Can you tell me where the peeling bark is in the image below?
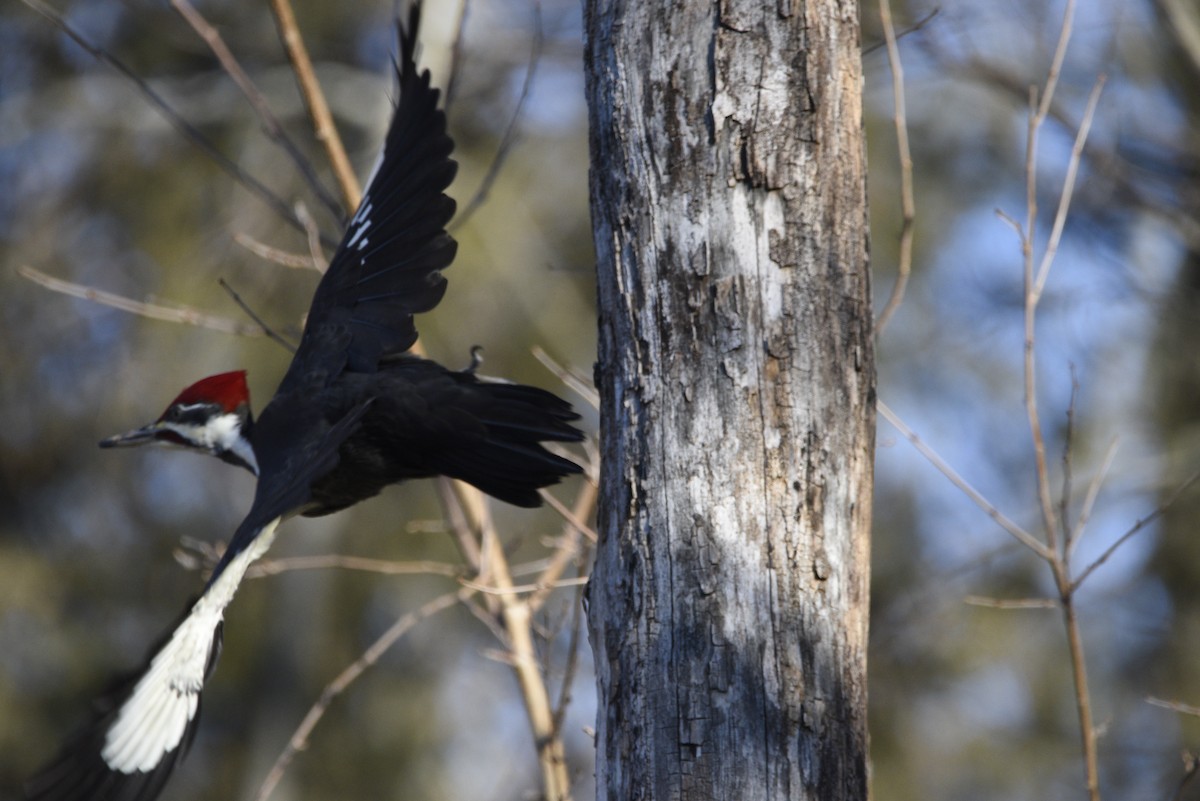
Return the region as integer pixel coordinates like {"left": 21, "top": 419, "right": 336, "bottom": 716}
{"left": 584, "top": 2, "right": 873, "bottom": 800}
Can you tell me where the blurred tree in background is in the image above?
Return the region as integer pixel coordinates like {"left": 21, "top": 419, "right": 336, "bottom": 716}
{"left": 3, "top": 0, "right": 1200, "bottom": 799}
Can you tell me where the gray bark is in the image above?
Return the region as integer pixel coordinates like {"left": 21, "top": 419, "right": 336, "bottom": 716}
{"left": 583, "top": 2, "right": 873, "bottom": 800}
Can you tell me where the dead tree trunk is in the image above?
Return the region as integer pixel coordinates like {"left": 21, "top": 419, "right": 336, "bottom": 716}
{"left": 583, "top": 2, "right": 873, "bottom": 800}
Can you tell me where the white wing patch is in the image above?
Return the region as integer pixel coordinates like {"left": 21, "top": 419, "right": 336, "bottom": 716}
{"left": 101, "top": 518, "right": 281, "bottom": 774}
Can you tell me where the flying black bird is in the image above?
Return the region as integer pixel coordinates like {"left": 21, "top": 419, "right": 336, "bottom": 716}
{"left": 26, "top": 6, "right": 582, "bottom": 799}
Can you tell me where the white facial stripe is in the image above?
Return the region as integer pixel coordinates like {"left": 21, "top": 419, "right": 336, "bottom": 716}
{"left": 101, "top": 518, "right": 282, "bottom": 774}
{"left": 164, "top": 414, "right": 259, "bottom": 475}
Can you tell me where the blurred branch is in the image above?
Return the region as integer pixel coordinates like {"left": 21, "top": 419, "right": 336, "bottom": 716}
{"left": 927, "top": 46, "right": 1200, "bottom": 253}
{"left": 253, "top": 588, "right": 472, "bottom": 801}
{"left": 1033, "top": 75, "right": 1106, "bottom": 298}
{"left": 443, "top": 0, "right": 472, "bottom": 110}
{"left": 460, "top": 575, "right": 589, "bottom": 595}
{"left": 1010, "top": 4, "right": 1104, "bottom": 795}
{"left": 218, "top": 278, "right": 298, "bottom": 354}
{"left": 874, "top": 0, "right": 916, "bottom": 335}
{"left": 1071, "top": 467, "right": 1200, "bottom": 592}
{"left": 294, "top": 201, "right": 329, "bottom": 271}
{"left": 169, "top": 0, "right": 344, "bottom": 223}
{"left": 453, "top": 484, "right": 574, "bottom": 801}
{"left": 876, "top": 399, "right": 1050, "bottom": 559}
{"left": 233, "top": 232, "right": 323, "bottom": 270}
{"left": 247, "top": 555, "right": 461, "bottom": 579}
{"left": 1068, "top": 437, "right": 1118, "bottom": 556}
{"left": 964, "top": 595, "right": 1057, "bottom": 610}
{"left": 551, "top": 571, "right": 588, "bottom": 737}
{"left": 862, "top": 7, "right": 940, "bottom": 57}
{"left": 1158, "top": 0, "right": 1200, "bottom": 79}
{"left": 451, "top": 2, "right": 544, "bottom": 232}
{"left": 533, "top": 346, "right": 600, "bottom": 411}
{"left": 1148, "top": 697, "right": 1200, "bottom": 717}
{"left": 1059, "top": 371, "right": 1078, "bottom": 549}
{"left": 18, "top": 265, "right": 263, "bottom": 337}
{"left": 266, "top": 0, "right": 361, "bottom": 211}
{"left": 18, "top": 0, "right": 333, "bottom": 247}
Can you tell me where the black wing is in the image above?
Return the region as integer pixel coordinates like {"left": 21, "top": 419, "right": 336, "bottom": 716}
{"left": 25, "top": 400, "right": 369, "bottom": 801}
{"left": 279, "top": 2, "right": 457, "bottom": 392}
{"left": 22, "top": 518, "right": 275, "bottom": 801}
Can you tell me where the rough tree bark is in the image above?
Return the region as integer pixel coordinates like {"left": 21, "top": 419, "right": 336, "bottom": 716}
{"left": 584, "top": 2, "right": 873, "bottom": 800}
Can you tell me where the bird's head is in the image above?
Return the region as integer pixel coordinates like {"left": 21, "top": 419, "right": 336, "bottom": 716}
{"left": 100, "top": 370, "right": 259, "bottom": 475}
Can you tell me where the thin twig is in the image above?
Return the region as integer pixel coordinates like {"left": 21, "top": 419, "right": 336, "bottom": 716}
{"left": 1068, "top": 437, "right": 1119, "bottom": 556}
{"left": 453, "top": 486, "right": 573, "bottom": 801}
{"left": 862, "top": 7, "right": 941, "bottom": 57}
{"left": 450, "top": 1, "right": 544, "bottom": 231}
{"left": 1148, "top": 697, "right": 1200, "bottom": 717}
{"left": 253, "top": 588, "right": 471, "bottom": 801}
{"left": 1015, "top": 7, "right": 1097, "bottom": 796}
{"left": 1071, "top": 468, "right": 1200, "bottom": 592}
{"left": 550, "top": 549, "right": 590, "bottom": 737}
{"left": 964, "top": 595, "right": 1057, "bottom": 610}
{"left": 233, "top": 232, "right": 323, "bottom": 270}
{"left": 266, "top": 0, "right": 361, "bottom": 211}
{"left": 877, "top": 399, "right": 1050, "bottom": 559}
{"left": 19, "top": 265, "right": 263, "bottom": 336}
{"left": 19, "top": 0, "right": 330, "bottom": 245}
{"left": 294, "top": 201, "right": 328, "bottom": 272}
{"left": 443, "top": 0, "right": 472, "bottom": 111}
{"left": 532, "top": 346, "right": 600, "bottom": 411}
{"left": 1060, "top": 368, "right": 1078, "bottom": 550}
{"left": 459, "top": 575, "right": 589, "bottom": 595}
{"left": 874, "top": 0, "right": 916, "bottom": 335}
{"left": 246, "top": 555, "right": 461, "bottom": 579}
{"left": 1033, "top": 74, "right": 1107, "bottom": 298}
{"left": 169, "top": 0, "right": 344, "bottom": 222}
{"left": 538, "top": 487, "right": 599, "bottom": 544}
{"left": 218, "top": 278, "right": 298, "bottom": 353}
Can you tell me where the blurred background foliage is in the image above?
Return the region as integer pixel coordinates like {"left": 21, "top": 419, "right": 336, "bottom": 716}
{"left": 2, "top": 0, "right": 1199, "bottom": 800}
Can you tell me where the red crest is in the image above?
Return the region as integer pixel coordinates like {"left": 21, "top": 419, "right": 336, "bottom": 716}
{"left": 164, "top": 371, "right": 250, "bottom": 415}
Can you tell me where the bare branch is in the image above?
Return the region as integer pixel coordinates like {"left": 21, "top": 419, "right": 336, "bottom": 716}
{"left": 874, "top": 0, "right": 916, "bottom": 335}
{"left": 532, "top": 346, "right": 600, "bottom": 411}
{"left": 1071, "top": 468, "right": 1200, "bottom": 592}
{"left": 19, "top": 0, "right": 328, "bottom": 244}
{"left": 538, "top": 487, "right": 598, "bottom": 544}
{"left": 19, "top": 265, "right": 263, "bottom": 337}
{"left": 964, "top": 595, "right": 1058, "bottom": 610}
{"left": 1148, "top": 697, "right": 1200, "bottom": 717}
{"left": 246, "top": 555, "right": 461, "bottom": 579}
{"left": 233, "top": 232, "right": 323, "bottom": 270}
{"left": 1033, "top": 74, "right": 1107, "bottom": 298}
{"left": 253, "top": 588, "right": 471, "bottom": 801}
{"left": 1068, "top": 437, "right": 1118, "bottom": 556}
{"left": 294, "top": 201, "right": 328, "bottom": 272}
{"left": 218, "top": 278, "right": 298, "bottom": 354}
{"left": 877, "top": 399, "right": 1051, "bottom": 559}
{"left": 266, "top": 0, "right": 361, "bottom": 211}
{"left": 459, "top": 575, "right": 589, "bottom": 595}
{"left": 862, "top": 7, "right": 940, "bottom": 57}
{"left": 169, "top": 0, "right": 344, "bottom": 223}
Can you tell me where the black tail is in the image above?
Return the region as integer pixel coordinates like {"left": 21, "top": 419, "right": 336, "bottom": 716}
{"left": 437, "top": 381, "right": 584, "bottom": 507}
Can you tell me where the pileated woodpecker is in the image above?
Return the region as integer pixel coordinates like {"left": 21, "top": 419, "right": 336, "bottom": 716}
{"left": 26, "top": 6, "right": 581, "bottom": 800}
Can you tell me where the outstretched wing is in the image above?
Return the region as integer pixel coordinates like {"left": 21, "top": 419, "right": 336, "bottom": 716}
{"left": 24, "top": 518, "right": 282, "bottom": 801}
{"left": 26, "top": 400, "right": 371, "bottom": 801}
{"left": 279, "top": 2, "right": 457, "bottom": 393}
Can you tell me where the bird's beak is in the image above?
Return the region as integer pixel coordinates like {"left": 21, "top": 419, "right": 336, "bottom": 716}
{"left": 99, "top": 422, "right": 165, "bottom": 449}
